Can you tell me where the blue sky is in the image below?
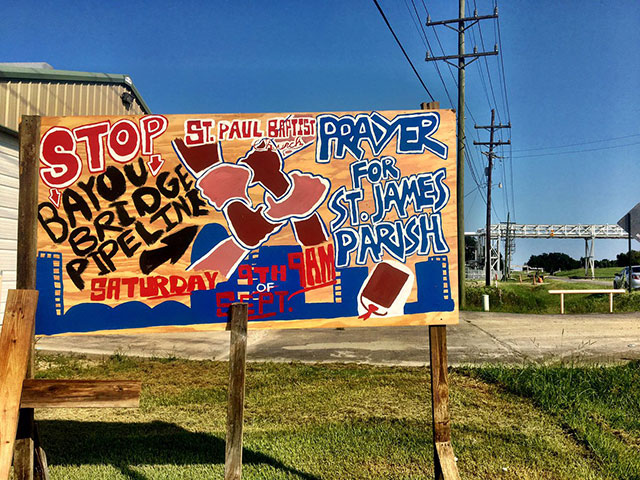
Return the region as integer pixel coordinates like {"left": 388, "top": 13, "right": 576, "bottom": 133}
{"left": 3, "top": 0, "right": 639, "bottom": 265}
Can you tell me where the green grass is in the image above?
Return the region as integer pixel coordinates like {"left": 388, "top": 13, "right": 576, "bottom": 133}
{"left": 554, "top": 267, "right": 622, "bottom": 280}
{"left": 465, "top": 278, "right": 640, "bottom": 314}
{"left": 24, "top": 353, "right": 616, "bottom": 479}
{"left": 463, "top": 361, "right": 640, "bottom": 480}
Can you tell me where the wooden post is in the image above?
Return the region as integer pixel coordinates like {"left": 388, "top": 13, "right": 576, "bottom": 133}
{"left": 225, "top": 303, "right": 248, "bottom": 480}
{"left": 0, "top": 290, "right": 39, "bottom": 480}
{"left": 15, "top": 116, "right": 40, "bottom": 480}
{"left": 429, "top": 326, "right": 460, "bottom": 480}
{"left": 421, "top": 101, "right": 440, "bottom": 110}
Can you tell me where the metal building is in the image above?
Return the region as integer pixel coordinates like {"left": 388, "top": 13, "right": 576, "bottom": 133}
{"left": 0, "top": 62, "right": 150, "bottom": 314}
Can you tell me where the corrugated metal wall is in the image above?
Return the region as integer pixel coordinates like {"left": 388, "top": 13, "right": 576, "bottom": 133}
{"left": 0, "top": 80, "right": 146, "bottom": 132}
{"left": 0, "top": 132, "right": 19, "bottom": 317}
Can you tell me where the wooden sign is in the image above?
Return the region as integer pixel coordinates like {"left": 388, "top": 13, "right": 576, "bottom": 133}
{"left": 35, "top": 110, "right": 458, "bottom": 334}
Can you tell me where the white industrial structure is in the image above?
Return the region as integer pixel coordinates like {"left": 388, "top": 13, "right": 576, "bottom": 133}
{"left": 468, "top": 224, "right": 629, "bottom": 280}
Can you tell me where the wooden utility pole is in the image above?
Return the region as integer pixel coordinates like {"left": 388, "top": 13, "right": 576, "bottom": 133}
{"left": 485, "top": 110, "right": 495, "bottom": 287}
{"left": 456, "top": 0, "right": 466, "bottom": 308}
{"left": 426, "top": 2, "right": 499, "bottom": 306}
{"left": 474, "top": 110, "right": 510, "bottom": 286}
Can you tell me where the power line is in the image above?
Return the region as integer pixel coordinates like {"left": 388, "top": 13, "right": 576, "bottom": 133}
{"left": 512, "top": 141, "right": 640, "bottom": 158}
{"left": 418, "top": 0, "right": 490, "bottom": 228}
{"left": 371, "top": 0, "right": 434, "bottom": 101}
{"left": 404, "top": 0, "right": 428, "bottom": 46}
{"left": 465, "top": 185, "right": 482, "bottom": 198}
{"left": 475, "top": 0, "right": 513, "bottom": 219}
{"left": 467, "top": 0, "right": 511, "bottom": 221}
{"left": 493, "top": 1, "right": 514, "bottom": 221}
{"left": 420, "top": 0, "right": 482, "bottom": 128}
{"left": 495, "top": 2, "right": 511, "bottom": 121}
{"left": 408, "top": 0, "right": 488, "bottom": 219}
{"left": 512, "top": 133, "right": 640, "bottom": 152}
{"left": 500, "top": 156, "right": 509, "bottom": 220}
{"left": 466, "top": 1, "right": 493, "bottom": 111}
{"left": 508, "top": 143, "right": 515, "bottom": 219}
{"left": 472, "top": 0, "right": 502, "bottom": 124}
{"left": 406, "top": 0, "right": 455, "bottom": 106}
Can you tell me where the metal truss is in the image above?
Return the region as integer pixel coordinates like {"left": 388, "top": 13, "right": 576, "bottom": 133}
{"left": 469, "top": 224, "right": 628, "bottom": 280}
{"left": 476, "top": 224, "right": 628, "bottom": 239}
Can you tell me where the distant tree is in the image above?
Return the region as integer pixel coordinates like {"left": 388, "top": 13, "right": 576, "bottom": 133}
{"left": 595, "top": 258, "right": 615, "bottom": 268}
{"left": 616, "top": 250, "right": 640, "bottom": 267}
{"left": 527, "top": 252, "right": 580, "bottom": 273}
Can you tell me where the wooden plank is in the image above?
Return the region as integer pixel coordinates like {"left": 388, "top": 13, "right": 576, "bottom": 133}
{"left": 33, "top": 424, "right": 49, "bottom": 480}
{"left": 225, "top": 303, "right": 248, "bottom": 480}
{"left": 0, "top": 289, "right": 39, "bottom": 480}
{"left": 435, "top": 441, "right": 461, "bottom": 480}
{"left": 15, "top": 115, "right": 40, "bottom": 480}
{"left": 20, "top": 380, "right": 141, "bottom": 408}
{"left": 429, "top": 325, "right": 460, "bottom": 480}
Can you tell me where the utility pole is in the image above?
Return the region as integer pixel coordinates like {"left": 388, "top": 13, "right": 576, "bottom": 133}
{"left": 628, "top": 213, "right": 632, "bottom": 293}
{"left": 474, "top": 109, "right": 510, "bottom": 286}
{"left": 426, "top": 3, "right": 499, "bottom": 307}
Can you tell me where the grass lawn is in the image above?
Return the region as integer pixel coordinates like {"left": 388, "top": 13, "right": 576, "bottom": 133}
{"left": 554, "top": 267, "right": 622, "bottom": 280}
{"left": 20, "top": 353, "right": 636, "bottom": 479}
{"left": 465, "top": 278, "right": 640, "bottom": 314}
{"left": 465, "top": 361, "right": 640, "bottom": 480}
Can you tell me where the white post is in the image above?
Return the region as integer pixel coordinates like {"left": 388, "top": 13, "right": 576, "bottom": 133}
{"left": 609, "top": 293, "right": 613, "bottom": 313}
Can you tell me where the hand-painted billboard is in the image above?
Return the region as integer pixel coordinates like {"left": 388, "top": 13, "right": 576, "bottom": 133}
{"left": 35, "top": 110, "right": 458, "bottom": 334}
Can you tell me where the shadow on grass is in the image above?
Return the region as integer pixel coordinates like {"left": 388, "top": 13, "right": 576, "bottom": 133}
{"left": 38, "top": 420, "right": 319, "bottom": 480}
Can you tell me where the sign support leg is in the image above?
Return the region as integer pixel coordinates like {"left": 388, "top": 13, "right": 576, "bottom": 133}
{"left": 225, "top": 303, "right": 248, "bottom": 480}
{"left": 0, "top": 290, "right": 39, "bottom": 480}
{"left": 429, "top": 325, "right": 460, "bottom": 480}
{"left": 14, "top": 116, "right": 41, "bottom": 480}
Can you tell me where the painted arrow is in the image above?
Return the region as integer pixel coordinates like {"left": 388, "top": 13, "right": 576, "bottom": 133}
{"left": 49, "top": 188, "right": 61, "bottom": 207}
{"left": 139, "top": 225, "right": 198, "bottom": 274}
{"left": 147, "top": 154, "right": 164, "bottom": 176}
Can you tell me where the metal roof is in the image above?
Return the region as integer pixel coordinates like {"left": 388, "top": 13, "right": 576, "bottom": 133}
{"left": 0, "top": 64, "right": 151, "bottom": 116}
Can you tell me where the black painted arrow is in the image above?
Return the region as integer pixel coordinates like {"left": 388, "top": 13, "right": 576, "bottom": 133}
{"left": 139, "top": 225, "right": 198, "bottom": 274}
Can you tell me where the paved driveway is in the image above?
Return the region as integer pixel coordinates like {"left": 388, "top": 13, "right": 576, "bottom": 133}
{"left": 36, "top": 311, "right": 640, "bottom": 366}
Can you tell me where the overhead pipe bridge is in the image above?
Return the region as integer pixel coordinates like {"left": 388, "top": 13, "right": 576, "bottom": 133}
{"left": 466, "top": 224, "right": 628, "bottom": 279}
